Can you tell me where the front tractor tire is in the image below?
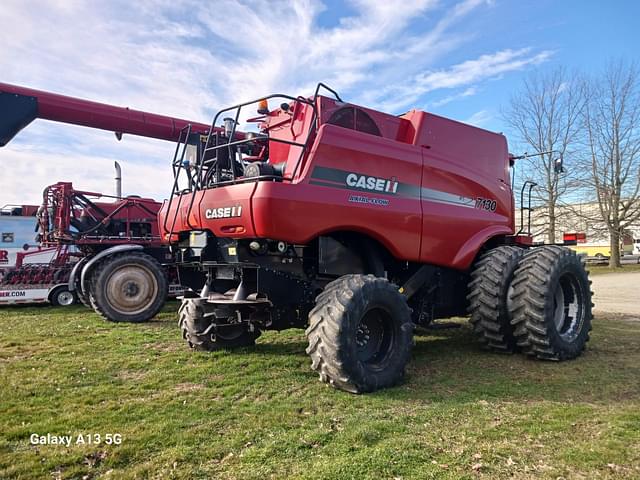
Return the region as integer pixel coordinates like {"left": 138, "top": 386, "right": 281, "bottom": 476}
{"left": 90, "top": 252, "right": 168, "bottom": 323}
{"left": 178, "top": 298, "right": 260, "bottom": 351}
{"left": 467, "top": 246, "right": 525, "bottom": 353}
{"left": 510, "top": 246, "right": 593, "bottom": 360}
{"left": 305, "top": 274, "right": 413, "bottom": 394}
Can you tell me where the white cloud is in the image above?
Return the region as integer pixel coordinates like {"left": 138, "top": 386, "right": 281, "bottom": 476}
{"left": 1, "top": 143, "right": 174, "bottom": 205}
{"left": 371, "top": 48, "right": 554, "bottom": 112}
{"left": 465, "top": 109, "right": 493, "bottom": 127}
{"left": 417, "top": 48, "right": 553, "bottom": 90}
{"left": 430, "top": 86, "right": 478, "bottom": 108}
{"left": 0, "top": 0, "right": 550, "bottom": 205}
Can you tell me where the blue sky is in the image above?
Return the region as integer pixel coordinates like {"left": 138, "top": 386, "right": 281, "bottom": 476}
{"left": 1, "top": 0, "right": 638, "bottom": 205}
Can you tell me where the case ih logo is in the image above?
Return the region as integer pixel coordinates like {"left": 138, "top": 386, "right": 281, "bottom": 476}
{"left": 0, "top": 250, "right": 8, "bottom": 265}
{"left": 204, "top": 205, "right": 243, "bottom": 219}
{"left": 345, "top": 173, "right": 399, "bottom": 194}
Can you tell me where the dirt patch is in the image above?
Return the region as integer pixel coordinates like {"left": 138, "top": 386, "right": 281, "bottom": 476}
{"left": 144, "top": 342, "right": 182, "bottom": 352}
{"left": 116, "top": 370, "right": 148, "bottom": 381}
{"left": 174, "top": 382, "right": 205, "bottom": 393}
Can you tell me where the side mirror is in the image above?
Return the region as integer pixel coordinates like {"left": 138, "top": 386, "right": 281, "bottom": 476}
{"left": 554, "top": 157, "right": 564, "bottom": 174}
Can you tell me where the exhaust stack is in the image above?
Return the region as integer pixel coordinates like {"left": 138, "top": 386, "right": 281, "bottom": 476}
{"left": 114, "top": 161, "right": 122, "bottom": 199}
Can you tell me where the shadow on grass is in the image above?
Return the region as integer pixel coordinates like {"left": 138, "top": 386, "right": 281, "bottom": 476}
{"left": 197, "top": 320, "right": 640, "bottom": 406}
{"left": 383, "top": 320, "right": 640, "bottom": 405}
{"left": 7, "top": 303, "right": 637, "bottom": 406}
{"left": 178, "top": 315, "right": 640, "bottom": 405}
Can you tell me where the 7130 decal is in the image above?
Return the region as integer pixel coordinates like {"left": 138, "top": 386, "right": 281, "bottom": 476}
{"left": 475, "top": 197, "right": 497, "bottom": 212}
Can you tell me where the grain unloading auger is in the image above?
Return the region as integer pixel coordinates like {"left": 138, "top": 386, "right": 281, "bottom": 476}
{"left": 0, "top": 82, "right": 212, "bottom": 320}
{"left": 0, "top": 82, "right": 212, "bottom": 146}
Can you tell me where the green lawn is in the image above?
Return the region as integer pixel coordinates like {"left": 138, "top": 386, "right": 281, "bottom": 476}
{"left": 1, "top": 304, "right": 639, "bottom": 479}
{"left": 587, "top": 263, "right": 640, "bottom": 275}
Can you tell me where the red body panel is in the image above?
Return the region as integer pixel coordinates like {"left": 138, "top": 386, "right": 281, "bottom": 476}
{"left": 164, "top": 183, "right": 258, "bottom": 238}
{"left": 160, "top": 95, "right": 515, "bottom": 271}
{"left": 413, "top": 112, "right": 513, "bottom": 268}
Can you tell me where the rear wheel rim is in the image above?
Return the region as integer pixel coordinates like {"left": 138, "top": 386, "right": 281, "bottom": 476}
{"left": 355, "top": 307, "right": 395, "bottom": 367}
{"left": 57, "top": 290, "right": 74, "bottom": 306}
{"left": 552, "top": 272, "right": 583, "bottom": 342}
{"left": 105, "top": 264, "right": 159, "bottom": 315}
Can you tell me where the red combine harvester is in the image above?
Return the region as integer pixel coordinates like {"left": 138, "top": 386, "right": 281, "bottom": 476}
{"left": 0, "top": 82, "right": 210, "bottom": 318}
{"left": 1, "top": 82, "right": 593, "bottom": 394}
{"left": 159, "top": 84, "right": 593, "bottom": 393}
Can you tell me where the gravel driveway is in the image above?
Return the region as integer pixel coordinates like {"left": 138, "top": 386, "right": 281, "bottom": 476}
{"left": 591, "top": 272, "right": 640, "bottom": 317}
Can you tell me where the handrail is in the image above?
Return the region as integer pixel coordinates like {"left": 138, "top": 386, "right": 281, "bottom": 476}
{"left": 167, "top": 83, "right": 342, "bottom": 236}
{"left": 517, "top": 180, "right": 538, "bottom": 235}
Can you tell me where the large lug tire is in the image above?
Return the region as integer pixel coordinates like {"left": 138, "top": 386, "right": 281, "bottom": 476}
{"left": 77, "top": 291, "right": 92, "bottom": 308}
{"left": 75, "top": 272, "right": 93, "bottom": 309}
{"left": 50, "top": 286, "right": 76, "bottom": 307}
{"left": 90, "top": 252, "right": 168, "bottom": 323}
{"left": 510, "top": 246, "right": 593, "bottom": 360}
{"left": 178, "top": 298, "right": 260, "bottom": 351}
{"left": 467, "top": 246, "right": 525, "bottom": 352}
{"left": 305, "top": 274, "right": 413, "bottom": 394}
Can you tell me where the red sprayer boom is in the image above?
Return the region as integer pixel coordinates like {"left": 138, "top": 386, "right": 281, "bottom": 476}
{"left": 0, "top": 82, "right": 211, "bottom": 146}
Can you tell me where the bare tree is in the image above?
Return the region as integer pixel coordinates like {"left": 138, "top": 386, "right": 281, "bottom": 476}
{"left": 503, "top": 68, "right": 585, "bottom": 243}
{"left": 583, "top": 61, "right": 640, "bottom": 267}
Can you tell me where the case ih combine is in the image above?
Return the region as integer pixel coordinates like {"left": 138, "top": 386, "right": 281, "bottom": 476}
{"left": 0, "top": 82, "right": 210, "bottom": 319}
{"left": 160, "top": 84, "right": 593, "bottom": 393}
{"left": 1, "top": 82, "right": 593, "bottom": 393}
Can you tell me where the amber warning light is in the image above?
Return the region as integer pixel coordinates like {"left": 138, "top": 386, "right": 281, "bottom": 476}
{"left": 257, "top": 99, "right": 269, "bottom": 115}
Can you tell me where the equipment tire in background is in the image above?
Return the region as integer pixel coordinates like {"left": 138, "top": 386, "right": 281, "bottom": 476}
{"left": 76, "top": 288, "right": 92, "bottom": 308}
{"left": 467, "top": 245, "right": 525, "bottom": 352}
{"left": 73, "top": 269, "right": 93, "bottom": 309}
{"left": 90, "top": 252, "right": 167, "bottom": 323}
{"left": 305, "top": 274, "right": 413, "bottom": 394}
{"left": 49, "top": 285, "right": 76, "bottom": 306}
{"left": 510, "top": 245, "right": 593, "bottom": 360}
{"left": 178, "top": 297, "right": 261, "bottom": 350}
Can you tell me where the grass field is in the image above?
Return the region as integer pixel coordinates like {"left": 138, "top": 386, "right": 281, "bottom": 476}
{"left": 1, "top": 304, "right": 639, "bottom": 479}
{"left": 587, "top": 263, "right": 640, "bottom": 275}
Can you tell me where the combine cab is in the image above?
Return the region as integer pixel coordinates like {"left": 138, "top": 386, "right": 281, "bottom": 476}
{"left": 160, "top": 84, "right": 594, "bottom": 393}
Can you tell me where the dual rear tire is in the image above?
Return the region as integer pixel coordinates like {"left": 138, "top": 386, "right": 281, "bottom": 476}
{"left": 467, "top": 246, "right": 524, "bottom": 352}
{"left": 468, "top": 245, "right": 593, "bottom": 360}
{"left": 510, "top": 246, "right": 593, "bottom": 360}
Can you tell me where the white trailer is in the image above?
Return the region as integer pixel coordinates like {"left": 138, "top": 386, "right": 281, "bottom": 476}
{"left": 0, "top": 284, "right": 75, "bottom": 306}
